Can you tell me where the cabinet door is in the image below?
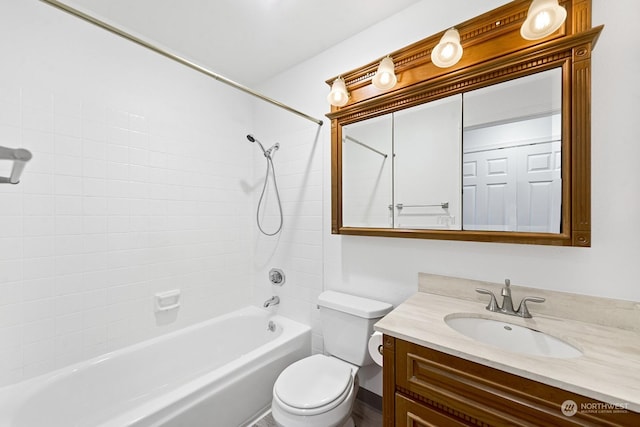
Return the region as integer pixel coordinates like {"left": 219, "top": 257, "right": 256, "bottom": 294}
{"left": 396, "top": 393, "right": 472, "bottom": 427}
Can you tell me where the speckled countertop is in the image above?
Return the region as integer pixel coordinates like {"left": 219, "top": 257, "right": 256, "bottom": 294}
{"left": 375, "top": 290, "right": 640, "bottom": 412}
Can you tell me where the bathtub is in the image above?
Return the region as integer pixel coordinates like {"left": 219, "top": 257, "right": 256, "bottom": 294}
{"left": 0, "top": 306, "right": 311, "bottom": 427}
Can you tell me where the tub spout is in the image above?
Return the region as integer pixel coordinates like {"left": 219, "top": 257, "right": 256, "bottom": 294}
{"left": 263, "top": 296, "right": 280, "bottom": 307}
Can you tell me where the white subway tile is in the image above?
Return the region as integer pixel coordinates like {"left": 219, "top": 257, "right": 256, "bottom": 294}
{"left": 23, "top": 236, "right": 54, "bottom": 258}
{"left": 82, "top": 140, "right": 106, "bottom": 160}
{"left": 22, "top": 278, "right": 54, "bottom": 302}
{"left": 23, "top": 338, "right": 54, "bottom": 366}
{"left": 55, "top": 254, "right": 85, "bottom": 276}
{"left": 82, "top": 216, "right": 107, "bottom": 234}
{"left": 54, "top": 155, "right": 83, "bottom": 177}
{"left": 0, "top": 281, "right": 21, "bottom": 306}
{"left": 55, "top": 216, "right": 83, "bottom": 235}
{"left": 55, "top": 196, "right": 83, "bottom": 215}
{"left": 54, "top": 175, "right": 83, "bottom": 195}
{"left": 0, "top": 325, "right": 21, "bottom": 350}
{"left": 0, "top": 260, "right": 22, "bottom": 284}
{"left": 82, "top": 197, "right": 107, "bottom": 216}
{"left": 0, "top": 237, "right": 21, "bottom": 261}
{"left": 107, "top": 126, "right": 128, "bottom": 146}
{"left": 106, "top": 108, "right": 129, "bottom": 129}
{"left": 54, "top": 114, "right": 82, "bottom": 138}
{"left": 55, "top": 235, "right": 84, "bottom": 256}
{"left": 22, "top": 298, "right": 55, "bottom": 323}
{"left": 22, "top": 129, "right": 54, "bottom": 154}
{"left": 22, "top": 108, "right": 53, "bottom": 132}
{"left": 82, "top": 120, "right": 106, "bottom": 142}
{"left": 54, "top": 135, "right": 82, "bottom": 157}
{"left": 22, "top": 216, "right": 54, "bottom": 237}
{"left": 82, "top": 158, "right": 107, "bottom": 179}
{"left": 23, "top": 195, "right": 53, "bottom": 216}
{"left": 107, "top": 143, "right": 128, "bottom": 163}
{"left": 55, "top": 296, "right": 83, "bottom": 318}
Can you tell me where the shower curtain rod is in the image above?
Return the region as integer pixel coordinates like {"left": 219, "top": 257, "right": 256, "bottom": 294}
{"left": 39, "top": 0, "right": 324, "bottom": 126}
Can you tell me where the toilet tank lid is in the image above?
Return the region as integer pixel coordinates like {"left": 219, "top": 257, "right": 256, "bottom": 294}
{"left": 318, "top": 291, "right": 393, "bottom": 319}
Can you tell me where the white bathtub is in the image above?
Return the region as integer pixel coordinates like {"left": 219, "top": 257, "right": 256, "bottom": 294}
{"left": 0, "top": 306, "right": 311, "bottom": 427}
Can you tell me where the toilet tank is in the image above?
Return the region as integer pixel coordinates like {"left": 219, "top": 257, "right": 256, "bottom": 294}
{"left": 317, "top": 291, "right": 393, "bottom": 366}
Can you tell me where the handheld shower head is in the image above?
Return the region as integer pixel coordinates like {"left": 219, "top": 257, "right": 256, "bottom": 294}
{"left": 247, "top": 134, "right": 268, "bottom": 155}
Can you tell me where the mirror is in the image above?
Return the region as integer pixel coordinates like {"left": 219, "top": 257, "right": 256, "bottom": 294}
{"left": 342, "top": 94, "right": 462, "bottom": 229}
{"left": 462, "top": 68, "right": 562, "bottom": 233}
{"left": 328, "top": 0, "right": 602, "bottom": 246}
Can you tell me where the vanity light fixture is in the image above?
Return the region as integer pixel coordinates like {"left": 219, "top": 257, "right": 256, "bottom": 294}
{"left": 327, "top": 76, "right": 350, "bottom": 107}
{"left": 520, "top": 0, "right": 567, "bottom": 40}
{"left": 372, "top": 56, "right": 397, "bottom": 90}
{"left": 431, "top": 28, "right": 463, "bottom": 68}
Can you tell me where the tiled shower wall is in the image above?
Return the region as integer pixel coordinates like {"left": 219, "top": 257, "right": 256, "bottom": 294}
{"left": 250, "top": 106, "right": 324, "bottom": 354}
{"left": 0, "top": 1, "right": 254, "bottom": 386}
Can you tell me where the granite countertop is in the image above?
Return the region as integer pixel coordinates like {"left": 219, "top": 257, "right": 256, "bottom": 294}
{"left": 375, "top": 291, "right": 640, "bottom": 412}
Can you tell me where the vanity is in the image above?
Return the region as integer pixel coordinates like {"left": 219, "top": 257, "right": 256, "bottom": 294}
{"left": 375, "top": 274, "right": 640, "bottom": 426}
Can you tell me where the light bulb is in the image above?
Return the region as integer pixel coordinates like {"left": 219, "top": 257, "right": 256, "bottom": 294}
{"left": 372, "top": 57, "right": 397, "bottom": 90}
{"left": 520, "top": 0, "right": 567, "bottom": 40}
{"left": 440, "top": 43, "right": 455, "bottom": 60}
{"left": 431, "top": 28, "right": 463, "bottom": 68}
{"left": 534, "top": 10, "right": 551, "bottom": 31}
{"left": 327, "top": 77, "right": 349, "bottom": 107}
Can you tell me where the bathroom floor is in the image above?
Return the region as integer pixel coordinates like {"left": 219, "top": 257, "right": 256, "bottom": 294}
{"left": 252, "top": 399, "right": 383, "bottom": 427}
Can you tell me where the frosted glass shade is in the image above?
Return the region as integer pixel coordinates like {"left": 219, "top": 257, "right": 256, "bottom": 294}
{"left": 327, "top": 77, "right": 349, "bottom": 107}
{"left": 431, "top": 28, "right": 463, "bottom": 68}
{"left": 372, "top": 56, "right": 397, "bottom": 90}
{"left": 521, "top": 0, "right": 567, "bottom": 40}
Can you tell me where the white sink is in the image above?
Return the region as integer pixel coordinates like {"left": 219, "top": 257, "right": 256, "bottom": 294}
{"left": 445, "top": 315, "right": 582, "bottom": 359}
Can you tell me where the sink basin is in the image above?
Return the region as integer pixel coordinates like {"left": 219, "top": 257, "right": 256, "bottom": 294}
{"left": 445, "top": 315, "right": 582, "bottom": 359}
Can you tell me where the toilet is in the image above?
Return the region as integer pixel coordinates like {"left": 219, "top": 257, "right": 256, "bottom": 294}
{"left": 271, "top": 291, "right": 393, "bottom": 427}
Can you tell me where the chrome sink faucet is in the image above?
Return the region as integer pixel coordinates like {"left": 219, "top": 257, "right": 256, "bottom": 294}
{"left": 263, "top": 296, "right": 280, "bottom": 308}
{"left": 476, "top": 279, "right": 545, "bottom": 318}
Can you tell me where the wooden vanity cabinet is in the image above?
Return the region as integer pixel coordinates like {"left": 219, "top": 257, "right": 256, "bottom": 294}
{"left": 383, "top": 336, "right": 640, "bottom": 427}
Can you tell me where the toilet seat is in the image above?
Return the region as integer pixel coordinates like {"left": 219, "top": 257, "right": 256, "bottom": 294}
{"left": 273, "top": 354, "right": 354, "bottom": 416}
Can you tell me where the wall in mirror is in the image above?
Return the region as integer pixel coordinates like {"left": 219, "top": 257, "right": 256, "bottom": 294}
{"left": 342, "top": 95, "right": 462, "bottom": 230}
{"left": 327, "top": 0, "right": 602, "bottom": 246}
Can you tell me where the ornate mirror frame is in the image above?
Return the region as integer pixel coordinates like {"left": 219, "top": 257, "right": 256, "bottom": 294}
{"left": 326, "top": 0, "right": 603, "bottom": 247}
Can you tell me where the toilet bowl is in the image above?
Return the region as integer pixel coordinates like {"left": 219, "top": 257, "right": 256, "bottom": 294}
{"left": 271, "top": 354, "right": 358, "bottom": 427}
{"left": 271, "top": 291, "right": 392, "bottom": 427}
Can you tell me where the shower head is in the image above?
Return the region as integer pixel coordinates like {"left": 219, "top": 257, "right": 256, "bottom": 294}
{"left": 246, "top": 134, "right": 268, "bottom": 156}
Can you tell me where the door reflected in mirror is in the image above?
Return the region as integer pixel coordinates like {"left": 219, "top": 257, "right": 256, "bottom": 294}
{"left": 462, "top": 68, "right": 562, "bottom": 233}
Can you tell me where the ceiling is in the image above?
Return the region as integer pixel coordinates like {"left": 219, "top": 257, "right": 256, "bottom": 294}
{"left": 59, "top": 0, "right": 423, "bottom": 85}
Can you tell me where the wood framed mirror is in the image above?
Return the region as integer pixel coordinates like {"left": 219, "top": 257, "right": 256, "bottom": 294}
{"left": 326, "top": 0, "right": 603, "bottom": 246}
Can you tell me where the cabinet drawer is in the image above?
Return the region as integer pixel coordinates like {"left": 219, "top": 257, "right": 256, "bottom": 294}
{"left": 396, "top": 393, "right": 473, "bottom": 427}
{"left": 395, "top": 339, "right": 639, "bottom": 427}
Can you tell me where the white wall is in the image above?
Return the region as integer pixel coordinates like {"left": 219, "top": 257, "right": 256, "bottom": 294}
{"left": 0, "top": 0, "right": 255, "bottom": 386}
{"left": 258, "top": 0, "right": 640, "bottom": 394}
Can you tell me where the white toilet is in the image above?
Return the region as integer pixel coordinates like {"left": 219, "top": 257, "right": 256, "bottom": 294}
{"left": 271, "top": 291, "right": 392, "bottom": 427}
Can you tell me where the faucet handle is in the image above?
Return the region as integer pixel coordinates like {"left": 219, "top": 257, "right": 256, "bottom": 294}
{"left": 517, "top": 296, "right": 545, "bottom": 318}
{"left": 476, "top": 288, "right": 499, "bottom": 312}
